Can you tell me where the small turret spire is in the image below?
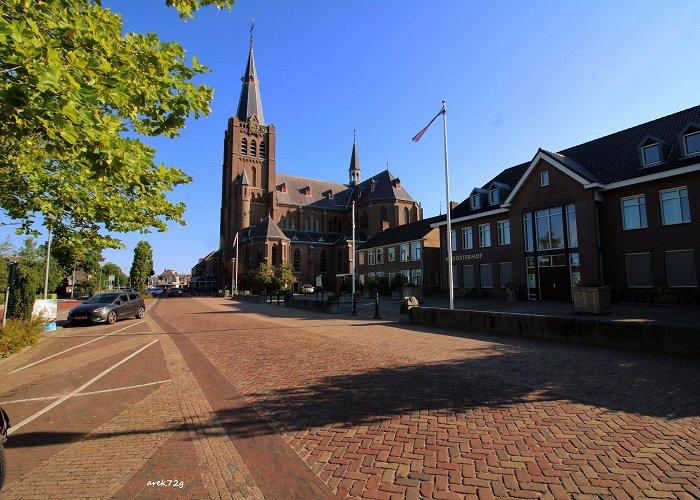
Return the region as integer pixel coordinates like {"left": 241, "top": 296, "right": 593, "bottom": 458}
{"left": 348, "top": 133, "right": 361, "bottom": 187}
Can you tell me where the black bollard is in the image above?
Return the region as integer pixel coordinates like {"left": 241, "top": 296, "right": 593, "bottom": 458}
{"left": 373, "top": 292, "right": 381, "bottom": 319}
{"left": 351, "top": 293, "right": 357, "bottom": 316}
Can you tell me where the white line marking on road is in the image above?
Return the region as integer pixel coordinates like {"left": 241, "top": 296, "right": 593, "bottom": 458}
{"left": 8, "top": 339, "right": 159, "bottom": 435}
{"left": 0, "top": 379, "right": 172, "bottom": 405}
{"left": 9, "top": 321, "right": 145, "bottom": 374}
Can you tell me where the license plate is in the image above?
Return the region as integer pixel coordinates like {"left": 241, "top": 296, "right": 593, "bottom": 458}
{"left": 74, "top": 316, "right": 88, "bottom": 320}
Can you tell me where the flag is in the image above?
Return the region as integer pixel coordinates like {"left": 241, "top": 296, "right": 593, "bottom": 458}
{"left": 412, "top": 102, "right": 446, "bottom": 142}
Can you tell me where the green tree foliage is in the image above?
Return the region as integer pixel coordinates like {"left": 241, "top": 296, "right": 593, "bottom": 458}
{"left": 0, "top": 0, "right": 233, "bottom": 250}
{"left": 51, "top": 236, "right": 103, "bottom": 278}
{"left": 6, "top": 238, "right": 62, "bottom": 318}
{"left": 129, "top": 241, "right": 153, "bottom": 292}
{"left": 102, "top": 262, "right": 128, "bottom": 289}
{"left": 273, "top": 263, "right": 296, "bottom": 292}
{"left": 250, "top": 263, "right": 273, "bottom": 294}
{"left": 0, "top": 236, "right": 17, "bottom": 291}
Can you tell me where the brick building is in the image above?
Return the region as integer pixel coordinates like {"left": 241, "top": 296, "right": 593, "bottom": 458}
{"left": 218, "top": 36, "right": 422, "bottom": 292}
{"left": 434, "top": 105, "right": 700, "bottom": 301}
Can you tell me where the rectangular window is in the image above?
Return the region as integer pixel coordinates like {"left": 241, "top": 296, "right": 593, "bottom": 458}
{"left": 376, "top": 248, "right": 384, "bottom": 264}
{"left": 479, "top": 223, "right": 491, "bottom": 247}
{"left": 480, "top": 263, "right": 493, "bottom": 288}
{"left": 660, "top": 187, "right": 690, "bottom": 225}
{"left": 489, "top": 189, "right": 499, "bottom": 205}
{"left": 569, "top": 253, "right": 581, "bottom": 290}
{"left": 497, "top": 220, "right": 510, "bottom": 245}
{"left": 411, "top": 269, "right": 422, "bottom": 287}
{"left": 461, "top": 226, "right": 473, "bottom": 250}
{"left": 536, "top": 207, "right": 564, "bottom": 250}
{"left": 368, "top": 249, "right": 375, "bottom": 265}
{"left": 540, "top": 171, "right": 549, "bottom": 186}
{"left": 498, "top": 262, "right": 512, "bottom": 288}
{"left": 566, "top": 204, "right": 578, "bottom": 248}
{"left": 621, "top": 195, "right": 648, "bottom": 230}
{"left": 400, "top": 243, "right": 408, "bottom": 262}
{"left": 643, "top": 143, "right": 661, "bottom": 165}
{"left": 388, "top": 247, "right": 396, "bottom": 262}
{"left": 450, "top": 230, "right": 457, "bottom": 251}
{"left": 666, "top": 250, "right": 697, "bottom": 287}
{"left": 625, "top": 253, "right": 653, "bottom": 288}
{"left": 523, "top": 213, "right": 534, "bottom": 252}
{"left": 462, "top": 265, "right": 475, "bottom": 288}
{"left": 685, "top": 131, "right": 700, "bottom": 155}
{"left": 471, "top": 193, "right": 480, "bottom": 208}
{"left": 358, "top": 252, "right": 365, "bottom": 265}
{"left": 401, "top": 269, "right": 410, "bottom": 282}
{"left": 411, "top": 241, "right": 421, "bottom": 261}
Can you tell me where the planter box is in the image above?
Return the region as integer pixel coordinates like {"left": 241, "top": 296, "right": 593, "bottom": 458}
{"left": 574, "top": 286, "right": 612, "bottom": 315}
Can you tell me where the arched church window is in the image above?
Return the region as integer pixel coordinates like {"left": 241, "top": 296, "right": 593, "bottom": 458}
{"left": 259, "top": 141, "right": 266, "bottom": 158}
{"left": 252, "top": 167, "right": 257, "bottom": 187}
{"left": 250, "top": 139, "right": 257, "bottom": 157}
{"left": 320, "top": 250, "right": 327, "bottom": 272}
{"left": 293, "top": 249, "right": 301, "bottom": 272}
{"left": 272, "top": 244, "right": 278, "bottom": 265}
{"left": 241, "top": 138, "right": 248, "bottom": 155}
{"left": 314, "top": 217, "right": 320, "bottom": 232}
{"left": 403, "top": 207, "right": 409, "bottom": 225}
{"left": 380, "top": 206, "right": 388, "bottom": 222}
{"left": 304, "top": 217, "right": 310, "bottom": 231}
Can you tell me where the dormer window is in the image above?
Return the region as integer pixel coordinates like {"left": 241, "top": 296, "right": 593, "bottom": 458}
{"left": 642, "top": 142, "right": 661, "bottom": 165}
{"left": 393, "top": 179, "right": 401, "bottom": 189}
{"left": 280, "top": 183, "right": 287, "bottom": 193}
{"left": 304, "top": 186, "right": 311, "bottom": 196}
{"left": 683, "top": 128, "right": 700, "bottom": 156}
{"left": 471, "top": 193, "right": 481, "bottom": 209}
{"left": 371, "top": 179, "right": 377, "bottom": 193}
{"left": 326, "top": 190, "right": 333, "bottom": 199}
{"left": 489, "top": 188, "right": 499, "bottom": 205}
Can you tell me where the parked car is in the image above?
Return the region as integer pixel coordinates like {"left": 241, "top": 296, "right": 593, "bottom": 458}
{"left": 167, "top": 287, "right": 182, "bottom": 297}
{"left": 67, "top": 292, "right": 145, "bottom": 326}
{"left": 146, "top": 287, "right": 164, "bottom": 296}
{"left": 301, "top": 284, "right": 315, "bottom": 294}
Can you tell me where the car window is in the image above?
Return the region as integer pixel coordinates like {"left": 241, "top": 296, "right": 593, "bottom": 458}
{"left": 128, "top": 293, "right": 137, "bottom": 301}
{"left": 85, "top": 293, "right": 119, "bottom": 304}
{"left": 119, "top": 294, "right": 128, "bottom": 302}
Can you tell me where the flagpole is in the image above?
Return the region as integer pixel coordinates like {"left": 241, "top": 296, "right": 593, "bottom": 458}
{"left": 232, "top": 232, "right": 239, "bottom": 295}
{"left": 441, "top": 101, "right": 454, "bottom": 310}
{"left": 351, "top": 201, "right": 357, "bottom": 316}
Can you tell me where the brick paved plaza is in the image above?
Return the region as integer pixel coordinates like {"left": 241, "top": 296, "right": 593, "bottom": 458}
{"left": 1, "top": 296, "right": 698, "bottom": 499}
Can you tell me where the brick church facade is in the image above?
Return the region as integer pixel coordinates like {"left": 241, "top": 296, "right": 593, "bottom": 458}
{"left": 218, "top": 38, "right": 422, "bottom": 292}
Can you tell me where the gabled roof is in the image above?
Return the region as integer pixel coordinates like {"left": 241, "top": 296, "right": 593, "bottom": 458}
{"left": 359, "top": 215, "right": 444, "bottom": 249}
{"left": 275, "top": 174, "right": 351, "bottom": 209}
{"left": 354, "top": 170, "right": 416, "bottom": 205}
{"left": 248, "top": 216, "right": 289, "bottom": 241}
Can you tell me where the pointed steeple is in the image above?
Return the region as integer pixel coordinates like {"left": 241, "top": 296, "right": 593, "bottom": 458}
{"left": 348, "top": 131, "right": 361, "bottom": 187}
{"left": 236, "top": 20, "right": 265, "bottom": 125}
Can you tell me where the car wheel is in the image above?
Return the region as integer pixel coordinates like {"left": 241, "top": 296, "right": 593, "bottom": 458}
{"left": 107, "top": 310, "right": 117, "bottom": 325}
{"left": 135, "top": 307, "right": 145, "bottom": 319}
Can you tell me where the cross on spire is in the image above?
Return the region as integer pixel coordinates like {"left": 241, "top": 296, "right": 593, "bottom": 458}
{"left": 249, "top": 18, "right": 255, "bottom": 48}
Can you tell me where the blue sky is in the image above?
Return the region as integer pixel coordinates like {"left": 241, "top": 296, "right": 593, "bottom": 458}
{"left": 3, "top": 0, "right": 700, "bottom": 278}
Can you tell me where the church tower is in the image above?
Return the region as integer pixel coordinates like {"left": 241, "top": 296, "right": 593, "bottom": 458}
{"left": 220, "top": 27, "right": 276, "bottom": 288}
{"left": 348, "top": 137, "right": 361, "bottom": 187}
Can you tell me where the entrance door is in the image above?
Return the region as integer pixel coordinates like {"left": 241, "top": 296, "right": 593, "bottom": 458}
{"left": 539, "top": 266, "right": 571, "bottom": 301}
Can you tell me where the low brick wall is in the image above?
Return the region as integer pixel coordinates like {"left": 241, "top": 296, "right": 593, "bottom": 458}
{"left": 235, "top": 294, "right": 340, "bottom": 313}
{"left": 406, "top": 307, "right": 700, "bottom": 357}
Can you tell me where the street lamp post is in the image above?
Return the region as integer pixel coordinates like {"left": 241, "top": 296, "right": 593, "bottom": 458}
{"left": 43, "top": 218, "right": 55, "bottom": 300}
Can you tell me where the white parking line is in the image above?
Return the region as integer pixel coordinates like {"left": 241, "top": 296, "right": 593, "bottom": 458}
{"left": 9, "top": 321, "right": 145, "bottom": 374}
{"left": 0, "top": 380, "right": 172, "bottom": 405}
{"left": 8, "top": 339, "right": 159, "bottom": 435}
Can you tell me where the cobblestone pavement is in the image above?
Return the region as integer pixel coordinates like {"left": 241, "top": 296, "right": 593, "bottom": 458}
{"left": 1, "top": 296, "right": 698, "bottom": 499}
{"left": 172, "top": 297, "right": 699, "bottom": 499}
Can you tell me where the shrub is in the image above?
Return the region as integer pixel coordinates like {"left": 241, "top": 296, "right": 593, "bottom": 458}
{"left": 0, "top": 318, "right": 43, "bottom": 357}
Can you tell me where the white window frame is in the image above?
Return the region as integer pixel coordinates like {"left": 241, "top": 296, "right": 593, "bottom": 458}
{"left": 368, "top": 249, "right": 375, "bottom": 266}
{"left": 540, "top": 171, "right": 549, "bottom": 187}
{"left": 660, "top": 187, "right": 690, "bottom": 226}
{"left": 684, "top": 130, "right": 700, "bottom": 156}
{"left": 411, "top": 241, "right": 421, "bottom": 261}
{"left": 387, "top": 247, "right": 396, "bottom": 262}
{"left": 489, "top": 188, "right": 499, "bottom": 205}
{"left": 471, "top": 193, "right": 480, "bottom": 209}
{"left": 376, "top": 248, "right": 384, "bottom": 264}
{"left": 461, "top": 226, "right": 473, "bottom": 250}
{"left": 497, "top": 220, "right": 510, "bottom": 245}
{"left": 400, "top": 243, "right": 409, "bottom": 262}
{"left": 642, "top": 143, "right": 661, "bottom": 165}
{"left": 479, "top": 223, "right": 491, "bottom": 248}
{"left": 621, "top": 195, "right": 648, "bottom": 230}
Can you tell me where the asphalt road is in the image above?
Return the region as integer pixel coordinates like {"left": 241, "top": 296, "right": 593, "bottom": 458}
{"left": 0, "top": 297, "right": 698, "bottom": 499}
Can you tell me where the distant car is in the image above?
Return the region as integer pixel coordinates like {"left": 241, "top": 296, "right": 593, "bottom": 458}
{"left": 146, "top": 287, "right": 164, "bottom": 296}
{"left": 67, "top": 292, "right": 145, "bottom": 326}
{"left": 301, "top": 284, "right": 315, "bottom": 294}
{"left": 168, "top": 287, "right": 182, "bottom": 297}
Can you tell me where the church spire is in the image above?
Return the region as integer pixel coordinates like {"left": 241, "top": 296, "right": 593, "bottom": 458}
{"left": 236, "top": 19, "right": 265, "bottom": 125}
{"left": 348, "top": 131, "right": 361, "bottom": 187}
